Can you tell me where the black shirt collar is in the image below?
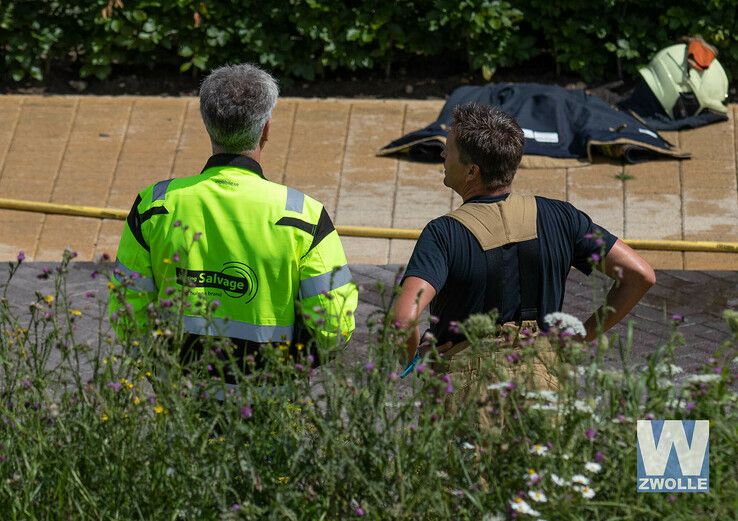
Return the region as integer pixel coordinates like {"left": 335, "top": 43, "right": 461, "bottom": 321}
{"left": 463, "top": 192, "right": 511, "bottom": 204}
{"left": 200, "top": 154, "right": 265, "bottom": 179}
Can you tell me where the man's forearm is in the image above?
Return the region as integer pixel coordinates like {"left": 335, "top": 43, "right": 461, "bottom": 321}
{"left": 583, "top": 277, "right": 653, "bottom": 341}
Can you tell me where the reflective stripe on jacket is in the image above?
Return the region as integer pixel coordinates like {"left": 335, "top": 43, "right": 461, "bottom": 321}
{"left": 109, "top": 153, "right": 357, "bottom": 348}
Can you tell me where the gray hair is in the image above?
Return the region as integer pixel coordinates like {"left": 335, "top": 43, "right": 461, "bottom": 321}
{"left": 199, "top": 63, "right": 279, "bottom": 153}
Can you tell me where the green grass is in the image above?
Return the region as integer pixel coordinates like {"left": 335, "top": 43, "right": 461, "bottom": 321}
{"left": 0, "top": 250, "right": 736, "bottom": 520}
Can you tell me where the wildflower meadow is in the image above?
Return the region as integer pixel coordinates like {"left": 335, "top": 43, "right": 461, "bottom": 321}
{"left": 1, "top": 249, "right": 737, "bottom": 519}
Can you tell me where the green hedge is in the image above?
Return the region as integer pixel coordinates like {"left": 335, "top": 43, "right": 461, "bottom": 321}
{"left": 2, "top": 0, "right": 737, "bottom": 84}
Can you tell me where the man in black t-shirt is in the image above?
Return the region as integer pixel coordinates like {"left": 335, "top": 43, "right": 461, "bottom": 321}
{"left": 393, "top": 104, "right": 656, "bottom": 363}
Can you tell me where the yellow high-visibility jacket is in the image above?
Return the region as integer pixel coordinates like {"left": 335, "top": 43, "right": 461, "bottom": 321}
{"left": 108, "top": 154, "right": 357, "bottom": 349}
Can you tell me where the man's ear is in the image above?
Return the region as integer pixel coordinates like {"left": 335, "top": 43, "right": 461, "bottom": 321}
{"left": 259, "top": 119, "right": 272, "bottom": 149}
{"left": 468, "top": 163, "right": 481, "bottom": 178}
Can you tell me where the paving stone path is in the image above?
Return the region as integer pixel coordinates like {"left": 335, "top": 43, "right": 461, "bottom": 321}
{"left": 0, "top": 96, "right": 737, "bottom": 270}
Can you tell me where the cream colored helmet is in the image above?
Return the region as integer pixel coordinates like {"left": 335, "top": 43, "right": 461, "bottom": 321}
{"left": 639, "top": 40, "right": 728, "bottom": 119}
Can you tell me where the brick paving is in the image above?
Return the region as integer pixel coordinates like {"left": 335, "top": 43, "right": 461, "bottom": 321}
{"left": 0, "top": 95, "right": 735, "bottom": 269}
{"left": 2, "top": 262, "right": 734, "bottom": 378}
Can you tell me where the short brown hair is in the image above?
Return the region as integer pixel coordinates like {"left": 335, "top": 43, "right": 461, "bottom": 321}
{"left": 451, "top": 104, "right": 524, "bottom": 190}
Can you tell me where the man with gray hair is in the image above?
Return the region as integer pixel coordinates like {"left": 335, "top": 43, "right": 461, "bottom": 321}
{"left": 109, "top": 63, "right": 357, "bottom": 379}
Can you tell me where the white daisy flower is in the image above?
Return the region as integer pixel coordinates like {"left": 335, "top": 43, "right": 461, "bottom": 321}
{"left": 525, "top": 390, "right": 558, "bottom": 403}
{"left": 529, "top": 403, "right": 557, "bottom": 411}
{"left": 561, "top": 453, "right": 572, "bottom": 460}
{"left": 543, "top": 312, "right": 586, "bottom": 337}
{"left": 528, "top": 490, "right": 548, "bottom": 503}
{"left": 685, "top": 374, "right": 721, "bottom": 384}
{"left": 482, "top": 514, "right": 505, "bottom": 521}
{"left": 510, "top": 497, "right": 541, "bottom": 516}
{"left": 529, "top": 444, "right": 549, "bottom": 456}
{"left": 572, "top": 400, "right": 594, "bottom": 414}
{"left": 571, "top": 474, "right": 590, "bottom": 485}
{"left": 732, "top": 356, "right": 738, "bottom": 367}
{"left": 462, "top": 442, "right": 476, "bottom": 450}
{"left": 578, "top": 485, "right": 596, "bottom": 499}
{"left": 487, "top": 381, "right": 512, "bottom": 391}
{"left": 524, "top": 468, "right": 541, "bottom": 484}
{"left": 436, "top": 470, "right": 449, "bottom": 480}
{"left": 584, "top": 462, "right": 602, "bottom": 473}
{"left": 550, "top": 474, "right": 567, "bottom": 486}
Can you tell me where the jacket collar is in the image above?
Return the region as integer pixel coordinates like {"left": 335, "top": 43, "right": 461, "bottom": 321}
{"left": 463, "top": 192, "right": 511, "bottom": 204}
{"left": 200, "top": 154, "right": 265, "bottom": 179}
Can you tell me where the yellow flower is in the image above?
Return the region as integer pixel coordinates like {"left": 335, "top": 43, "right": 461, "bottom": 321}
{"left": 100, "top": 413, "right": 109, "bottom": 423}
{"left": 162, "top": 258, "right": 172, "bottom": 264}
{"left": 132, "top": 396, "right": 141, "bottom": 405}
{"left": 69, "top": 309, "right": 82, "bottom": 317}
{"left": 145, "top": 370, "right": 152, "bottom": 377}
{"left": 132, "top": 341, "right": 140, "bottom": 347}
{"left": 154, "top": 405, "right": 164, "bottom": 414}
{"left": 43, "top": 295, "right": 54, "bottom": 304}
{"left": 107, "top": 282, "right": 115, "bottom": 290}
{"left": 277, "top": 476, "right": 290, "bottom": 484}
{"left": 296, "top": 343, "right": 304, "bottom": 351}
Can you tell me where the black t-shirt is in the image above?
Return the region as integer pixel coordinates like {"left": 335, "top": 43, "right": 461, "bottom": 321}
{"left": 402, "top": 194, "right": 617, "bottom": 345}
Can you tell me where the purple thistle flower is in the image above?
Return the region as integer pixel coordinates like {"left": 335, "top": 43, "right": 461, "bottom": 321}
{"left": 448, "top": 321, "right": 460, "bottom": 334}
{"left": 585, "top": 427, "right": 597, "bottom": 441}
{"left": 364, "top": 361, "right": 375, "bottom": 372}
{"left": 172, "top": 253, "right": 180, "bottom": 263}
{"left": 20, "top": 379, "right": 31, "bottom": 388}
{"left": 173, "top": 220, "right": 181, "bottom": 228}
{"left": 441, "top": 373, "right": 451, "bottom": 384}
{"left": 240, "top": 406, "right": 252, "bottom": 419}
{"left": 671, "top": 314, "right": 684, "bottom": 323}
{"left": 294, "top": 363, "right": 304, "bottom": 371}
{"left": 160, "top": 299, "right": 173, "bottom": 308}
{"left": 85, "top": 291, "right": 95, "bottom": 298}
{"left": 685, "top": 401, "right": 695, "bottom": 412}
{"left": 70, "top": 251, "right": 78, "bottom": 258}
{"left": 37, "top": 267, "right": 52, "bottom": 280}
{"left": 231, "top": 504, "right": 241, "bottom": 512}
{"left": 388, "top": 371, "right": 399, "bottom": 382}
{"left": 107, "top": 381, "right": 123, "bottom": 392}
{"left": 415, "top": 363, "right": 426, "bottom": 374}
{"left": 211, "top": 300, "right": 220, "bottom": 310}
{"left": 110, "top": 312, "right": 119, "bottom": 322}
{"left": 595, "top": 450, "right": 605, "bottom": 463}
{"left": 90, "top": 270, "right": 99, "bottom": 279}
{"left": 101, "top": 252, "right": 111, "bottom": 261}
{"left": 590, "top": 253, "right": 601, "bottom": 263}
{"left": 354, "top": 506, "right": 365, "bottom": 517}
{"left": 165, "top": 287, "right": 175, "bottom": 295}
{"left": 16, "top": 251, "right": 25, "bottom": 263}
{"left": 445, "top": 383, "right": 453, "bottom": 394}
{"left": 43, "top": 311, "right": 52, "bottom": 321}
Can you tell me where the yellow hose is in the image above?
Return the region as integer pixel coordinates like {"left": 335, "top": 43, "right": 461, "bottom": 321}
{"left": 1, "top": 197, "right": 736, "bottom": 253}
